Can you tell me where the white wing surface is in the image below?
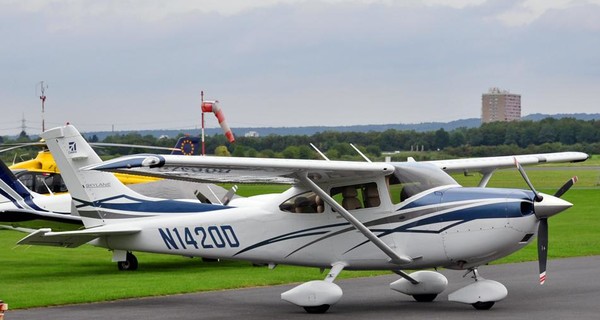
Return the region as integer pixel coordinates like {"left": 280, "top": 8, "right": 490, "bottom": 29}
{"left": 421, "top": 152, "right": 589, "bottom": 174}
{"left": 84, "top": 155, "right": 396, "bottom": 184}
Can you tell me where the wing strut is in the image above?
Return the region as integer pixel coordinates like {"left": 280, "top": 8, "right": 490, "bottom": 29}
{"left": 477, "top": 169, "right": 495, "bottom": 188}
{"left": 298, "top": 174, "right": 413, "bottom": 266}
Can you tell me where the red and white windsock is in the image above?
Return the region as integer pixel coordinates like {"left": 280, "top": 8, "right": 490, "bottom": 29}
{"left": 201, "top": 100, "right": 235, "bottom": 143}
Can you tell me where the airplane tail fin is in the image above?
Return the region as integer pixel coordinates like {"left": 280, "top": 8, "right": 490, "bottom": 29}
{"left": 42, "top": 125, "right": 152, "bottom": 228}
{"left": 170, "top": 136, "right": 200, "bottom": 155}
{"left": 0, "top": 159, "right": 34, "bottom": 205}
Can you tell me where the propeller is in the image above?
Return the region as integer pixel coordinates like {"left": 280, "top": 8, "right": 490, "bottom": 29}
{"left": 537, "top": 218, "right": 548, "bottom": 285}
{"left": 554, "top": 176, "right": 578, "bottom": 198}
{"left": 514, "top": 158, "right": 543, "bottom": 202}
{"left": 513, "top": 158, "right": 577, "bottom": 285}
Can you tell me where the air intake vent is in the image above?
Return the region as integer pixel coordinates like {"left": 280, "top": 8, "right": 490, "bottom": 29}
{"left": 520, "top": 202, "right": 534, "bottom": 216}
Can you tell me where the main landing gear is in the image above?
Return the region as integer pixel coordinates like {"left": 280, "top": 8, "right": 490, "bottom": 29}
{"left": 390, "top": 270, "right": 448, "bottom": 303}
{"left": 391, "top": 268, "right": 507, "bottom": 310}
{"left": 117, "top": 251, "right": 138, "bottom": 271}
{"left": 280, "top": 263, "right": 345, "bottom": 314}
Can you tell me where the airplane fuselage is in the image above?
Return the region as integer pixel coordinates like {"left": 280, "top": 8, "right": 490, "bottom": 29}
{"left": 91, "top": 185, "right": 538, "bottom": 271}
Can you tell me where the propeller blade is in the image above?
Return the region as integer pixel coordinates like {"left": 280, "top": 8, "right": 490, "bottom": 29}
{"left": 554, "top": 176, "right": 578, "bottom": 198}
{"left": 538, "top": 218, "right": 548, "bottom": 285}
{"left": 514, "top": 158, "right": 543, "bottom": 202}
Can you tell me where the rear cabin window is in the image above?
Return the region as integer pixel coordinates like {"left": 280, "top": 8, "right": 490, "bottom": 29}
{"left": 330, "top": 182, "right": 380, "bottom": 210}
{"left": 279, "top": 191, "right": 324, "bottom": 214}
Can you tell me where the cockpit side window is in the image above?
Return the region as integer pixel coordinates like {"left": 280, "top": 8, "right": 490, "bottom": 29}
{"left": 389, "top": 164, "right": 458, "bottom": 204}
{"left": 34, "top": 174, "right": 49, "bottom": 194}
{"left": 48, "top": 173, "right": 68, "bottom": 193}
{"left": 279, "top": 191, "right": 323, "bottom": 214}
{"left": 18, "top": 173, "right": 34, "bottom": 191}
{"left": 16, "top": 172, "right": 68, "bottom": 194}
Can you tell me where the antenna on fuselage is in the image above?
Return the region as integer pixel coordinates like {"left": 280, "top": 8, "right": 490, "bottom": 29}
{"left": 310, "top": 143, "right": 330, "bottom": 161}
{"left": 350, "top": 143, "right": 372, "bottom": 163}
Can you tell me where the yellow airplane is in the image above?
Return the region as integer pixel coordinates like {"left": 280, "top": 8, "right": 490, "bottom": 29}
{"left": 6, "top": 136, "right": 200, "bottom": 195}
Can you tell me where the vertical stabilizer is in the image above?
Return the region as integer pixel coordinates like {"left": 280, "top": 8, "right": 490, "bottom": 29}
{"left": 0, "top": 160, "right": 33, "bottom": 205}
{"left": 42, "top": 125, "right": 151, "bottom": 227}
{"left": 170, "top": 136, "right": 200, "bottom": 155}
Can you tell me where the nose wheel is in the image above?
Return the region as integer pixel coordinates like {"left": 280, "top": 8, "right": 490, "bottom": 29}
{"left": 303, "top": 305, "right": 331, "bottom": 314}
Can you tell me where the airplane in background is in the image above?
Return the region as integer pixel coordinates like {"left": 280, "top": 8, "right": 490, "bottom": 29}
{"left": 0, "top": 136, "right": 231, "bottom": 230}
{"left": 19, "top": 124, "right": 587, "bottom": 313}
{"left": 4, "top": 136, "right": 201, "bottom": 195}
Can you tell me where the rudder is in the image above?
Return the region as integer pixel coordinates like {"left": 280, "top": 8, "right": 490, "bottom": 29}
{"left": 42, "top": 125, "right": 152, "bottom": 227}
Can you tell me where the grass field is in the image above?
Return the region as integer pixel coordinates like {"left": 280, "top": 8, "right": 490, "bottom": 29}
{"left": 1, "top": 165, "right": 599, "bottom": 309}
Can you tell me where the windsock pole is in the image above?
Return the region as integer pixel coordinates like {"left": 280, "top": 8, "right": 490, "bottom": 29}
{"left": 200, "top": 92, "right": 235, "bottom": 156}
{"left": 201, "top": 91, "right": 206, "bottom": 156}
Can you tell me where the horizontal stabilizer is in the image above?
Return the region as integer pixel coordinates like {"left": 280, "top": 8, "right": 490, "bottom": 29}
{"left": 18, "top": 226, "right": 141, "bottom": 248}
{"left": 0, "top": 208, "right": 82, "bottom": 223}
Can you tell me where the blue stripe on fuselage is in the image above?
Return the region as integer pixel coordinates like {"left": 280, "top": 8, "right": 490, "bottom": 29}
{"left": 382, "top": 188, "right": 535, "bottom": 236}
{"left": 75, "top": 195, "right": 230, "bottom": 213}
{"left": 401, "top": 187, "right": 534, "bottom": 211}
{"left": 442, "top": 187, "right": 534, "bottom": 203}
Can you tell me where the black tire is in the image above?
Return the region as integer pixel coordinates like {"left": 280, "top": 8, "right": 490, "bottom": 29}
{"left": 303, "top": 304, "right": 330, "bottom": 314}
{"left": 472, "top": 301, "right": 495, "bottom": 310}
{"left": 412, "top": 294, "right": 438, "bottom": 302}
{"left": 201, "top": 257, "right": 219, "bottom": 263}
{"left": 117, "top": 252, "right": 138, "bottom": 271}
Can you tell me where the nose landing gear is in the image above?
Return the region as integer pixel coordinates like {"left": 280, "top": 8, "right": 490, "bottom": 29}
{"left": 448, "top": 268, "right": 507, "bottom": 310}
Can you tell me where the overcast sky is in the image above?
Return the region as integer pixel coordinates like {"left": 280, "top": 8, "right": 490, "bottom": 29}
{"left": 1, "top": 0, "right": 599, "bottom": 135}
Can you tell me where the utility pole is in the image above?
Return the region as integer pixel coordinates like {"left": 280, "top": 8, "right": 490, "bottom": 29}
{"left": 21, "top": 113, "right": 26, "bottom": 134}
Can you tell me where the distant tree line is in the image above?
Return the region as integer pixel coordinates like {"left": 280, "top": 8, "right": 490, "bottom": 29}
{"left": 218, "top": 118, "right": 600, "bottom": 159}
{"left": 2, "top": 118, "right": 599, "bottom": 162}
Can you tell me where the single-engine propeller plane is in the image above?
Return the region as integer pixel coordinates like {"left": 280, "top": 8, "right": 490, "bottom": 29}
{"left": 19, "top": 124, "right": 588, "bottom": 313}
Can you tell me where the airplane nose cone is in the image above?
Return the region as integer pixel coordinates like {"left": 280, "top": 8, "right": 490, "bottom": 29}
{"left": 534, "top": 193, "right": 573, "bottom": 219}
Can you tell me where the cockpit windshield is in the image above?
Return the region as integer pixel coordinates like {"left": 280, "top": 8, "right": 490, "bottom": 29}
{"left": 389, "top": 163, "right": 458, "bottom": 204}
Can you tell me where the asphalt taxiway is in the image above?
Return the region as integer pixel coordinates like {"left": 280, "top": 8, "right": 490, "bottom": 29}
{"left": 8, "top": 256, "right": 600, "bottom": 320}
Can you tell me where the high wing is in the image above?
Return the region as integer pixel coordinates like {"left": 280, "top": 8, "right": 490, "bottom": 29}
{"left": 84, "top": 155, "right": 395, "bottom": 185}
{"left": 17, "top": 226, "right": 141, "bottom": 248}
{"left": 84, "top": 152, "right": 588, "bottom": 185}
{"left": 423, "top": 152, "right": 589, "bottom": 174}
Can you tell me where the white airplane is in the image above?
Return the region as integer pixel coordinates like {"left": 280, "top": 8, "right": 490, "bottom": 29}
{"left": 19, "top": 124, "right": 587, "bottom": 313}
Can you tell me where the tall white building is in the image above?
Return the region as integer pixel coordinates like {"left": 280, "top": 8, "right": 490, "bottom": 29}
{"left": 481, "top": 88, "right": 521, "bottom": 123}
